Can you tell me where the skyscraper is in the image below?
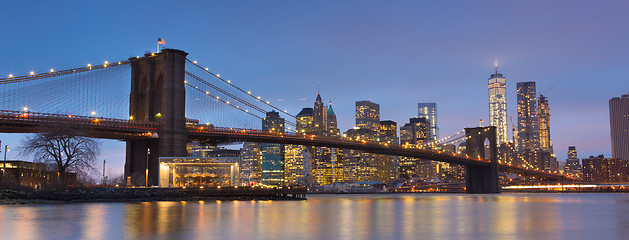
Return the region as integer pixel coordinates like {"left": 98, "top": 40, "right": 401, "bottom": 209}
{"left": 538, "top": 95, "right": 552, "bottom": 152}
{"left": 378, "top": 120, "right": 398, "bottom": 182}
{"left": 418, "top": 103, "right": 438, "bottom": 141}
{"left": 487, "top": 68, "right": 508, "bottom": 145}
{"left": 565, "top": 146, "right": 582, "bottom": 178}
{"left": 356, "top": 101, "right": 380, "bottom": 132}
{"left": 261, "top": 111, "right": 285, "bottom": 186}
{"left": 352, "top": 100, "right": 381, "bottom": 181}
{"left": 609, "top": 93, "right": 629, "bottom": 161}
{"left": 516, "top": 82, "right": 540, "bottom": 152}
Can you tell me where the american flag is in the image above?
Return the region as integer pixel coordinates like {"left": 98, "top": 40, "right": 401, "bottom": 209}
{"left": 158, "top": 38, "right": 166, "bottom": 45}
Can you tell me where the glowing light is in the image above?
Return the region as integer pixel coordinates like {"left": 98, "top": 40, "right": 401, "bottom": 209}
{"left": 49, "top": 69, "right": 54, "bottom": 72}
{"left": 151, "top": 53, "right": 155, "bottom": 56}
{"left": 247, "top": 91, "right": 251, "bottom": 94}
{"left": 104, "top": 61, "right": 109, "bottom": 64}
{"left": 29, "top": 71, "right": 34, "bottom": 75}
{"left": 87, "top": 64, "right": 91, "bottom": 67}
{"left": 245, "top": 110, "right": 249, "bottom": 112}
{"left": 91, "top": 111, "right": 96, "bottom": 115}
{"left": 205, "top": 68, "right": 209, "bottom": 71}
{"left": 8, "top": 74, "right": 13, "bottom": 78}
{"left": 216, "top": 96, "right": 220, "bottom": 99}
{"left": 226, "top": 101, "right": 230, "bottom": 104}
{"left": 257, "top": 96, "right": 261, "bottom": 99}
{"left": 23, "top": 107, "right": 28, "bottom": 111}
{"left": 193, "top": 61, "right": 198, "bottom": 64}
{"left": 216, "top": 74, "right": 220, "bottom": 77}
{"left": 129, "top": 116, "right": 134, "bottom": 120}
{"left": 136, "top": 56, "right": 140, "bottom": 58}
{"left": 205, "top": 91, "right": 209, "bottom": 95}
{"left": 118, "top": 62, "right": 122, "bottom": 64}
{"left": 227, "top": 80, "right": 231, "bottom": 83}
{"left": 156, "top": 113, "right": 162, "bottom": 117}
{"left": 266, "top": 101, "right": 270, "bottom": 104}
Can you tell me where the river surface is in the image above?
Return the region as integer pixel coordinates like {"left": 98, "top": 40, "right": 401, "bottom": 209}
{"left": 1, "top": 193, "right": 628, "bottom": 240}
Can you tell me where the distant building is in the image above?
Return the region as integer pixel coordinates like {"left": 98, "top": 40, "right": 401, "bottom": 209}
{"left": 609, "top": 93, "right": 629, "bottom": 161}
{"left": 582, "top": 155, "right": 628, "bottom": 183}
{"left": 488, "top": 68, "right": 508, "bottom": 145}
{"left": 516, "top": 81, "right": 540, "bottom": 167}
{"left": 378, "top": 120, "right": 398, "bottom": 183}
{"left": 356, "top": 100, "right": 380, "bottom": 132}
{"left": 398, "top": 117, "right": 433, "bottom": 180}
{"left": 564, "top": 146, "right": 582, "bottom": 178}
{"left": 296, "top": 108, "right": 315, "bottom": 134}
{"left": 418, "top": 103, "right": 438, "bottom": 141}
{"left": 538, "top": 95, "right": 553, "bottom": 152}
{"left": 261, "top": 111, "right": 285, "bottom": 186}
{"left": 240, "top": 142, "right": 262, "bottom": 185}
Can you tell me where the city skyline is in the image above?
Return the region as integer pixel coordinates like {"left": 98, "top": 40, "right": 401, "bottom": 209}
{"left": 1, "top": 1, "right": 626, "bottom": 174}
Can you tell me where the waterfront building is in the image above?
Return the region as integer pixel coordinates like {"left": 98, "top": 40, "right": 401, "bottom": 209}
{"left": 418, "top": 103, "right": 438, "bottom": 141}
{"left": 488, "top": 68, "right": 508, "bottom": 145}
{"left": 0, "top": 160, "right": 77, "bottom": 187}
{"left": 240, "top": 142, "right": 262, "bottom": 185}
{"left": 516, "top": 81, "right": 540, "bottom": 167}
{"left": 582, "top": 155, "right": 628, "bottom": 183}
{"left": 564, "top": 146, "right": 582, "bottom": 178}
{"left": 284, "top": 145, "right": 308, "bottom": 185}
{"left": 261, "top": 111, "right": 285, "bottom": 186}
{"left": 343, "top": 128, "right": 378, "bottom": 182}
{"left": 609, "top": 93, "right": 629, "bottom": 161}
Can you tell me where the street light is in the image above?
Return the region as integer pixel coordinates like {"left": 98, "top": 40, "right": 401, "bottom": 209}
{"left": 3, "top": 145, "right": 9, "bottom": 178}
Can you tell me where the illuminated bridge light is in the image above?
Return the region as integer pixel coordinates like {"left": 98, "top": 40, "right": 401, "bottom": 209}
{"left": 193, "top": 61, "right": 197, "bottom": 64}
{"left": 8, "top": 74, "right": 13, "bottom": 78}
{"left": 104, "top": 61, "right": 109, "bottom": 64}
{"left": 29, "top": 71, "right": 35, "bottom": 75}
{"left": 23, "top": 107, "right": 28, "bottom": 111}
{"left": 50, "top": 69, "right": 54, "bottom": 72}
{"left": 87, "top": 64, "right": 91, "bottom": 67}
{"left": 205, "top": 68, "right": 209, "bottom": 71}
{"left": 227, "top": 80, "right": 231, "bottom": 83}
{"left": 216, "top": 74, "right": 220, "bottom": 77}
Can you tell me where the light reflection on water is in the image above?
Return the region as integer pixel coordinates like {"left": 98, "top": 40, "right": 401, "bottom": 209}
{"left": 1, "top": 193, "right": 628, "bottom": 240}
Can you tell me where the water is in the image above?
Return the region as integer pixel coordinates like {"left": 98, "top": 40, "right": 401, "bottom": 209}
{"left": 1, "top": 193, "right": 628, "bottom": 240}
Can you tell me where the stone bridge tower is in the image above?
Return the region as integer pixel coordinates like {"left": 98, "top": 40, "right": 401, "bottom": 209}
{"left": 464, "top": 126, "right": 500, "bottom": 193}
{"left": 125, "top": 49, "right": 188, "bottom": 186}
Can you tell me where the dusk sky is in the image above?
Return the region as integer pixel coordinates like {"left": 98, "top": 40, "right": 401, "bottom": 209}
{"left": 1, "top": 1, "right": 627, "bottom": 176}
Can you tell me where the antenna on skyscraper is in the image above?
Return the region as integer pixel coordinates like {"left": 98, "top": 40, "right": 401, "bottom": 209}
{"left": 494, "top": 60, "right": 499, "bottom": 75}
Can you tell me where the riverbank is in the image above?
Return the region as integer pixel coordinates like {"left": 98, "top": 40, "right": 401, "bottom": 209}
{"left": 0, "top": 186, "right": 307, "bottom": 205}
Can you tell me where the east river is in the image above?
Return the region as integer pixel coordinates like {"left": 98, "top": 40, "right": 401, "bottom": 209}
{"left": 1, "top": 193, "right": 628, "bottom": 240}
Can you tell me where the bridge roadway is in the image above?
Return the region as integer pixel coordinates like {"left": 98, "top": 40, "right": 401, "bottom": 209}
{"left": 0, "top": 110, "right": 573, "bottom": 181}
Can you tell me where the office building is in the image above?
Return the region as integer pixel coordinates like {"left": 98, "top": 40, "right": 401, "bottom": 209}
{"left": 582, "top": 155, "right": 628, "bottom": 183}
{"left": 516, "top": 81, "right": 540, "bottom": 167}
{"left": 564, "top": 146, "right": 582, "bottom": 178}
{"left": 261, "top": 111, "right": 285, "bottom": 186}
{"left": 488, "top": 68, "right": 508, "bottom": 145}
{"left": 609, "top": 93, "right": 629, "bottom": 161}
{"left": 538, "top": 95, "right": 552, "bottom": 152}
{"left": 418, "top": 103, "right": 438, "bottom": 141}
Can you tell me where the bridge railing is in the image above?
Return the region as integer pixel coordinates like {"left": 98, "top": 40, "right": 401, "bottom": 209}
{"left": 0, "top": 110, "right": 158, "bottom": 131}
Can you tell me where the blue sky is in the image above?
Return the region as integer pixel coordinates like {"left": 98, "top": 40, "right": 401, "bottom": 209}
{"left": 1, "top": 1, "right": 627, "bottom": 176}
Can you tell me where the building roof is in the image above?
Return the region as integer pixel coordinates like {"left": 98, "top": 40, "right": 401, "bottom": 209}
{"left": 297, "top": 108, "right": 314, "bottom": 116}
{"left": 327, "top": 103, "right": 335, "bottom": 115}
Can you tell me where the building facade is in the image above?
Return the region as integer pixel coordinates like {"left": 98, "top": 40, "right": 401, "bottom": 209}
{"left": 564, "top": 146, "right": 582, "bottom": 178}
{"left": 418, "top": 103, "right": 438, "bottom": 141}
{"left": 609, "top": 93, "right": 629, "bottom": 161}
{"left": 261, "top": 111, "right": 285, "bottom": 186}
{"left": 488, "top": 70, "right": 508, "bottom": 145}
{"left": 582, "top": 155, "right": 628, "bottom": 183}
{"left": 516, "top": 81, "right": 540, "bottom": 166}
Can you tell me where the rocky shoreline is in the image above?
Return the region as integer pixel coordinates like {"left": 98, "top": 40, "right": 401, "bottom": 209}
{"left": 0, "top": 187, "right": 307, "bottom": 205}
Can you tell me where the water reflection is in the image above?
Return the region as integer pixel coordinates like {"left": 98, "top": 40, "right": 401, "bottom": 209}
{"left": 0, "top": 193, "right": 628, "bottom": 239}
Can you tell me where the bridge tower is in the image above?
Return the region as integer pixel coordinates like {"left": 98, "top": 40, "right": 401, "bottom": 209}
{"left": 464, "top": 126, "right": 500, "bottom": 193}
{"left": 125, "top": 49, "right": 189, "bottom": 186}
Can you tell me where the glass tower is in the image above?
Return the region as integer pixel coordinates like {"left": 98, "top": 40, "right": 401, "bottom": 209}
{"left": 261, "top": 111, "right": 285, "bottom": 186}
{"left": 516, "top": 81, "right": 540, "bottom": 153}
{"left": 609, "top": 93, "right": 629, "bottom": 161}
{"left": 418, "top": 103, "right": 438, "bottom": 141}
{"left": 488, "top": 68, "right": 508, "bottom": 145}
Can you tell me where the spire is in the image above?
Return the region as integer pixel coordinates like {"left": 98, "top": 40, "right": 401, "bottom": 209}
{"left": 327, "top": 101, "right": 335, "bottom": 115}
{"left": 494, "top": 60, "right": 499, "bottom": 75}
{"left": 315, "top": 93, "right": 322, "bottom": 103}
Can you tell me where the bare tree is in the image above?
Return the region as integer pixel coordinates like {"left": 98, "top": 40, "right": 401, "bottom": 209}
{"left": 20, "top": 125, "right": 100, "bottom": 185}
